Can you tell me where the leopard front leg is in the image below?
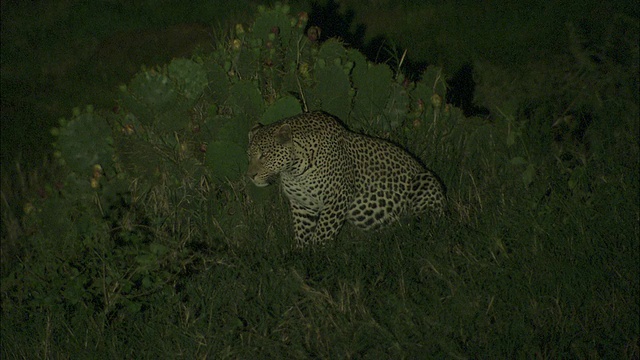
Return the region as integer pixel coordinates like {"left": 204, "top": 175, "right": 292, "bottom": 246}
{"left": 290, "top": 201, "right": 348, "bottom": 248}
{"left": 410, "top": 172, "right": 446, "bottom": 216}
{"left": 312, "top": 205, "right": 347, "bottom": 246}
{"left": 290, "top": 202, "right": 319, "bottom": 248}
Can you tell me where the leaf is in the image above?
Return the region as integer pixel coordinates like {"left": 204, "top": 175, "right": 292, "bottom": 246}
{"left": 252, "top": 9, "right": 294, "bottom": 43}
{"left": 205, "top": 140, "right": 247, "bottom": 181}
{"left": 522, "top": 163, "right": 535, "bottom": 187}
{"left": 168, "top": 58, "right": 208, "bottom": 100}
{"left": 352, "top": 63, "right": 393, "bottom": 120}
{"left": 261, "top": 96, "right": 302, "bottom": 125}
{"left": 510, "top": 157, "right": 528, "bottom": 165}
{"left": 205, "top": 62, "right": 230, "bottom": 103}
{"left": 214, "top": 114, "right": 253, "bottom": 146}
{"left": 506, "top": 131, "right": 516, "bottom": 147}
{"left": 308, "top": 64, "right": 352, "bottom": 120}
{"left": 128, "top": 70, "right": 178, "bottom": 113}
{"left": 317, "top": 39, "right": 347, "bottom": 64}
{"left": 135, "top": 253, "right": 157, "bottom": 266}
{"left": 229, "top": 80, "right": 265, "bottom": 119}
{"left": 149, "top": 243, "right": 169, "bottom": 256}
{"left": 57, "top": 112, "right": 114, "bottom": 175}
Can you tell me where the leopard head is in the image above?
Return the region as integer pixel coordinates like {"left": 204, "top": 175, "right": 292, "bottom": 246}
{"left": 246, "top": 123, "right": 293, "bottom": 187}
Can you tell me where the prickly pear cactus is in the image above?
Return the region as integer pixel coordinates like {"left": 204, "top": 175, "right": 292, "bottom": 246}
{"left": 52, "top": 106, "right": 114, "bottom": 176}
{"left": 307, "top": 62, "right": 352, "bottom": 120}
{"left": 253, "top": 3, "right": 295, "bottom": 44}
{"left": 316, "top": 38, "right": 348, "bottom": 65}
{"left": 120, "top": 70, "right": 177, "bottom": 125}
{"left": 229, "top": 80, "right": 265, "bottom": 119}
{"left": 55, "top": 3, "right": 462, "bottom": 196}
{"left": 50, "top": 106, "right": 131, "bottom": 227}
{"left": 351, "top": 62, "right": 394, "bottom": 127}
{"left": 168, "top": 58, "right": 208, "bottom": 102}
{"left": 194, "top": 3, "right": 463, "bottom": 184}
{"left": 261, "top": 96, "right": 302, "bottom": 125}
{"left": 205, "top": 140, "right": 247, "bottom": 182}
{"left": 119, "top": 58, "right": 208, "bottom": 133}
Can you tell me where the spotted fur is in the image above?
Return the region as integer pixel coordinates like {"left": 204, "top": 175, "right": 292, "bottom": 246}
{"left": 247, "top": 111, "right": 445, "bottom": 247}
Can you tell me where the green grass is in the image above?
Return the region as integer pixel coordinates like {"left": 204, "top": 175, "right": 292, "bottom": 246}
{"left": 2, "top": 92, "right": 637, "bottom": 358}
{"left": 1, "top": 1, "right": 639, "bottom": 358}
{"left": 2, "top": 163, "right": 637, "bottom": 358}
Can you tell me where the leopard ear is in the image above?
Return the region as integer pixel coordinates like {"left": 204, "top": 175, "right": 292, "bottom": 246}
{"left": 248, "top": 123, "right": 263, "bottom": 142}
{"left": 274, "top": 124, "right": 292, "bottom": 145}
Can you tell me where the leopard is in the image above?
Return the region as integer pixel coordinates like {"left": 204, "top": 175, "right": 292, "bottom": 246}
{"left": 246, "top": 111, "right": 445, "bottom": 247}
